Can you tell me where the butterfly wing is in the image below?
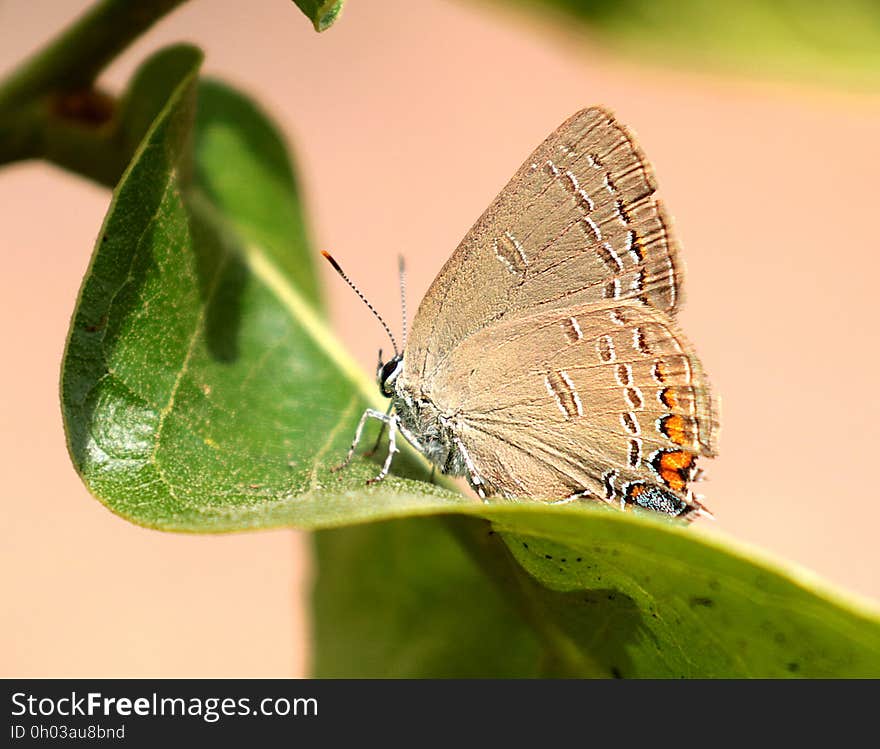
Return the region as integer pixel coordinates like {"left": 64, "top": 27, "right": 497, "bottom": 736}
{"left": 426, "top": 300, "right": 718, "bottom": 511}
{"left": 405, "top": 107, "right": 683, "bottom": 385}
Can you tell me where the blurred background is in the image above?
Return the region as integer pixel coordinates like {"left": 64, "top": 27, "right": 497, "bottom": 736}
{"left": 2, "top": 0, "right": 879, "bottom": 677}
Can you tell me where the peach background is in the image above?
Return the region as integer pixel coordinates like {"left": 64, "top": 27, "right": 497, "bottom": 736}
{"left": 2, "top": 0, "right": 878, "bottom": 677}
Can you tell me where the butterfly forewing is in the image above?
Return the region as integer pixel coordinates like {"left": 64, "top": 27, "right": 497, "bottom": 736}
{"left": 405, "top": 107, "right": 684, "bottom": 385}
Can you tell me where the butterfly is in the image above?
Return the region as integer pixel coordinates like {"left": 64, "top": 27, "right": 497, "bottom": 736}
{"left": 326, "top": 107, "right": 719, "bottom": 519}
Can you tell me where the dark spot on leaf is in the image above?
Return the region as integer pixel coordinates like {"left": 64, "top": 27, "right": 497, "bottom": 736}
{"left": 689, "top": 596, "right": 714, "bottom": 608}
{"left": 611, "top": 666, "right": 623, "bottom": 679}
{"left": 576, "top": 557, "right": 583, "bottom": 562}
{"left": 607, "top": 593, "right": 616, "bottom": 600}
{"left": 787, "top": 662, "right": 800, "bottom": 673}
{"left": 544, "top": 554, "right": 553, "bottom": 560}
{"left": 560, "top": 558, "right": 567, "bottom": 563}
{"left": 522, "top": 542, "right": 529, "bottom": 549}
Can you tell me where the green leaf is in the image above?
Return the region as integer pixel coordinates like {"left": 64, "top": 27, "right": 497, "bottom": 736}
{"left": 292, "top": 0, "right": 345, "bottom": 32}
{"left": 62, "top": 44, "right": 466, "bottom": 532}
{"left": 506, "top": 0, "right": 880, "bottom": 89}
{"left": 316, "top": 507, "right": 880, "bottom": 677}
{"left": 481, "top": 508, "right": 880, "bottom": 677}
{"left": 61, "top": 45, "right": 880, "bottom": 678}
{"left": 312, "top": 518, "right": 544, "bottom": 677}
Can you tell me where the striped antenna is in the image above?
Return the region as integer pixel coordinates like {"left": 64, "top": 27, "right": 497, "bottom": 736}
{"left": 398, "top": 255, "right": 408, "bottom": 350}
{"left": 321, "top": 251, "right": 400, "bottom": 357}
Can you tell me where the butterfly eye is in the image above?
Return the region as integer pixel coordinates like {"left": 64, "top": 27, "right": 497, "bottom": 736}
{"left": 378, "top": 355, "right": 403, "bottom": 397}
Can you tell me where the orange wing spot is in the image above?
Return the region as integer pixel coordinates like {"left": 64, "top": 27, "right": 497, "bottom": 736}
{"left": 628, "top": 483, "right": 646, "bottom": 498}
{"left": 660, "top": 387, "right": 678, "bottom": 409}
{"left": 659, "top": 414, "right": 690, "bottom": 446}
{"left": 621, "top": 481, "right": 645, "bottom": 512}
{"left": 656, "top": 450, "right": 695, "bottom": 492}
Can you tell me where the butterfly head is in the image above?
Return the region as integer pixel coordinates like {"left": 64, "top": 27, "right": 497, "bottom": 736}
{"left": 377, "top": 351, "right": 404, "bottom": 398}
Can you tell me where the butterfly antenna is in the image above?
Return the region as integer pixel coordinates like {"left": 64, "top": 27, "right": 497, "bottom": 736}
{"left": 398, "top": 255, "right": 408, "bottom": 350}
{"left": 321, "top": 251, "right": 399, "bottom": 356}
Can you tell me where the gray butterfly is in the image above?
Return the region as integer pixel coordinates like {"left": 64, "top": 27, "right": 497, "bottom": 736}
{"left": 328, "top": 107, "right": 719, "bottom": 519}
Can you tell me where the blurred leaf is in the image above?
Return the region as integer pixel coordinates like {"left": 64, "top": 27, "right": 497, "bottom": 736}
{"left": 114, "top": 43, "right": 205, "bottom": 165}
{"left": 292, "top": 0, "right": 345, "bottom": 32}
{"left": 505, "top": 0, "right": 880, "bottom": 88}
{"left": 61, "top": 45, "right": 880, "bottom": 678}
{"left": 312, "top": 518, "right": 544, "bottom": 677}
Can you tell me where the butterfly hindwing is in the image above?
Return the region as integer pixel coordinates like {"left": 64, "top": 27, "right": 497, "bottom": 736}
{"left": 426, "top": 301, "right": 718, "bottom": 509}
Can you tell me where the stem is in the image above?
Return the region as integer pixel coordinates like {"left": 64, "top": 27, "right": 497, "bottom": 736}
{"left": 0, "top": 0, "right": 187, "bottom": 113}
{"left": 0, "top": 97, "right": 129, "bottom": 188}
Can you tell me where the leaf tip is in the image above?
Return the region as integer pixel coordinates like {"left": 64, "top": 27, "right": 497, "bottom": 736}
{"left": 293, "top": 1, "right": 345, "bottom": 32}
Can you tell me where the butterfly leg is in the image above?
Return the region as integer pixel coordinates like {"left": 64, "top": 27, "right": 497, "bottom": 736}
{"left": 367, "top": 413, "right": 400, "bottom": 485}
{"left": 364, "top": 401, "right": 393, "bottom": 457}
{"left": 334, "top": 408, "right": 395, "bottom": 473}
{"left": 454, "top": 437, "right": 487, "bottom": 500}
